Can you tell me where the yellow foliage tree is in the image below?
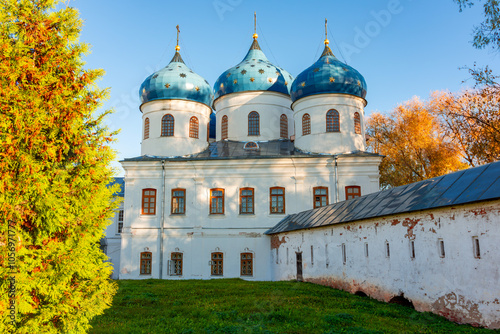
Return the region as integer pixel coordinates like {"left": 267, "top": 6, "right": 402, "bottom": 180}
{"left": 367, "top": 98, "right": 466, "bottom": 188}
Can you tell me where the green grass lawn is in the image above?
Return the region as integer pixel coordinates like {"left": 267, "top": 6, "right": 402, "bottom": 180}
{"left": 89, "top": 279, "right": 498, "bottom": 334}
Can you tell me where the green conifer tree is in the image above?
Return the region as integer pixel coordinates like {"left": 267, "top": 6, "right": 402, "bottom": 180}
{"left": 0, "top": 0, "right": 118, "bottom": 332}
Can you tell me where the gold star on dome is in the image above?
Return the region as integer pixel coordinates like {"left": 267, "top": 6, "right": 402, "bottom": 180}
{"left": 195, "top": 86, "right": 200, "bottom": 91}
{"left": 329, "top": 77, "right": 335, "bottom": 83}
{"left": 179, "top": 73, "right": 186, "bottom": 78}
{"left": 220, "top": 83, "right": 224, "bottom": 89}
{"left": 276, "top": 71, "right": 281, "bottom": 76}
{"left": 285, "top": 81, "right": 288, "bottom": 86}
{"left": 165, "top": 83, "right": 170, "bottom": 88}
{"left": 357, "top": 80, "right": 361, "bottom": 86}
{"left": 250, "top": 77, "right": 255, "bottom": 82}
{"left": 300, "top": 82, "right": 305, "bottom": 87}
{"left": 343, "top": 67, "right": 349, "bottom": 72}
{"left": 258, "top": 69, "right": 265, "bottom": 74}
{"left": 226, "top": 72, "right": 231, "bottom": 77}
{"left": 233, "top": 79, "right": 238, "bottom": 84}
{"left": 241, "top": 70, "right": 247, "bottom": 75}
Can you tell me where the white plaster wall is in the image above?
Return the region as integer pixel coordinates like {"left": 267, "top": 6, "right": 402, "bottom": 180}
{"left": 292, "top": 94, "right": 366, "bottom": 154}
{"left": 214, "top": 91, "right": 294, "bottom": 141}
{"left": 119, "top": 155, "right": 381, "bottom": 281}
{"left": 140, "top": 99, "right": 211, "bottom": 157}
{"left": 270, "top": 200, "right": 500, "bottom": 329}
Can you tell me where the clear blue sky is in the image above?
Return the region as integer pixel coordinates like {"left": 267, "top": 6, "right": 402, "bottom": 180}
{"left": 72, "top": 0, "right": 499, "bottom": 175}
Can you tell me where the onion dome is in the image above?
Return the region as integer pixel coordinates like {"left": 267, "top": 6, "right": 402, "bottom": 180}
{"left": 213, "top": 37, "right": 294, "bottom": 102}
{"left": 139, "top": 47, "right": 213, "bottom": 108}
{"left": 290, "top": 41, "right": 367, "bottom": 103}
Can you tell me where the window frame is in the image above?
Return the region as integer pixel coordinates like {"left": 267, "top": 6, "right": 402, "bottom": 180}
{"left": 248, "top": 111, "right": 260, "bottom": 136}
{"left": 171, "top": 252, "right": 183, "bottom": 276}
{"left": 280, "top": 114, "right": 288, "bottom": 139}
{"left": 140, "top": 252, "right": 152, "bottom": 275}
{"left": 240, "top": 252, "right": 253, "bottom": 276}
{"left": 326, "top": 109, "right": 340, "bottom": 133}
{"left": 171, "top": 188, "right": 186, "bottom": 214}
{"left": 239, "top": 187, "right": 255, "bottom": 214}
{"left": 210, "top": 188, "right": 225, "bottom": 215}
{"left": 354, "top": 112, "right": 361, "bottom": 134}
{"left": 141, "top": 188, "right": 157, "bottom": 215}
{"left": 345, "top": 186, "right": 361, "bottom": 200}
{"left": 161, "top": 114, "right": 175, "bottom": 137}
{"left": 117, "top": 209, "right": 124, "bottom": 233}
{"left": 189, "top": 116, "right": 199, "bottom": 139}
{"left": 211, "top": 252, "right": 223, "bottom": 276}
{"left": 144, "top": 117, "right": 150, "bottom": 139}
{"left": 302, "top": 113, "right": 311, "bottom": 136}
{"left": 221, "top": 115, "right": 228, "bottom": 140}
{"left": 313, "top": 186, "right": 329, "bottom": 209}
{"left": 270, "top": 186, "right": 285, "bottom": 214}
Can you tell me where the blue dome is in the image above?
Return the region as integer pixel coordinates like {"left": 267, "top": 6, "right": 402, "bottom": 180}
{"left": 140, "top": 52, "right": 213, "bottom": 108}
{"left": 290, "top": 45, "right": 367, "bottom": 103}
{"left": 213, "top": 39, "right": 294, "bottom": 102}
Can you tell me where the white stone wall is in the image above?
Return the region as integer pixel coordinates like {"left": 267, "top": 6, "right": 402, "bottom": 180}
{"left": 140, "top": 99, "right": 212, "bottom": 157}
{"left": 270, "top": 200, "right": 500, "bottom": 329}
{"left": 214, "top": 91, "right": 294, "bottom": 141}
{"left": 292, "top": 94, "right": 366, "bottom": 154}
{"left": 119, "top": 155, "right": 381, "bottom": 281}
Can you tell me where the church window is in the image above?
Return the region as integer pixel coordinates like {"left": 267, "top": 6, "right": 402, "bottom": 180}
{"left": 240, "top": 188, "right": 254, "bottom": 214}
{"left": 171, "top": 189, "right": 186, "bottom": 214}
{"left": 171, "top": 252, "right": 183, "bottom": 276}
{"left": 161, "top": 114, "right": 174, "bottom": 137}
{"left": 326, "top": 109, "right": 340, "bottom": 132}
{"left": 210, "top": 189, "right": 224, "bottom": 214}
{"left": 241, "top": 253, "right": 253, "bottom": 276}
{"left": 211, "top": 252, "right": 223, "bottom": 276}
{"left": 280, "top": 114, "right": 288, "bottom": 139}
{"left": 221, "top": 115, "right": 228, "bottom": 140}
{"left": 302, "top": 114, "right": 311, "bottom": 136}
{"left": 248, "top": 111, "right": 260, "bottom": 136}
{"left": 189, "top": 116, "right": 199, "bottom": 139}
{"left": 313, "top": 187, "right": 328, "bottom": 208}
{"left": 144, "top": 118, "right": 150, "bottom": 139}
{"left": 117, "top": 209, "right": 124, "bottom": 233}
{"left": 142, "top": 189, "right": 156, "bottom": 215}
{"left": 270, "top": 187, "right": 285, "bottom": 214}
{"left": 243, "top": 141, "right": 259, "bottom": 150}
{"left": 345, "top": 186, "right": 361, "bottom": 200}
{"left": 140, "top": 252, "right": 152, "bottom": 275}
{"left": 354, "top": 112, "right": 361, "bottom": 134}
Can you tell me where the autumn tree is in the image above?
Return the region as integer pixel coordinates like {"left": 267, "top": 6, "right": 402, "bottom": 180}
{"left": 367, "top": 98, "right": 466, "bottom": 188}
{"left": 0, "top": 0, "right": 118, "bottom": 333}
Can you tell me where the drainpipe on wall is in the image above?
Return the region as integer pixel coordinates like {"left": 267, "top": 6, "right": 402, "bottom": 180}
{"left": 159, "top": 160, "right": 166, "bottom": 279}
{"left": 334, "top": 155, "right": 339, "bottom": 203}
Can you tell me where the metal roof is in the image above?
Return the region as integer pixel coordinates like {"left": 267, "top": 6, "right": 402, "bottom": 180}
{"left": 122, "top": 140, "right": 382, "bottom": 162}
{"left": 266, "top": 161, "right": 500, "bottom": 235}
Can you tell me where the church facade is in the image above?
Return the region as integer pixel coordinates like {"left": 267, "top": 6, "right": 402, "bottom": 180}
{"left": 117, "top": 31, "right": 382, "bottom": 280}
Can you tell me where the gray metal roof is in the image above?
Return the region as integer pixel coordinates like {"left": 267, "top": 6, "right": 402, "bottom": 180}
{"left": 122, "top": 140, "right": 382, "bottom": 162}
{"left": 266, "top": 161, "right": 500, "bottom": 235}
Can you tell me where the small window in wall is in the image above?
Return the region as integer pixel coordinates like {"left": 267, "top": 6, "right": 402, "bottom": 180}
{"left": 144, "top": 117, "right": 150, "bottom": 139}
{"left": 325, "top": 244, "right": 329, "bottom": 267}
{"left": 244, "top": 141, "right": 259, "bottom": 150}
{"left": 270, "top": 187, "right": 285, "bottom": 214}
{"left": 364, "top": 242, "right": 369, "bottom": 258}
{"left": 410, "top": 240, "right": 416, "bottom": 259}
{"left": 221, "top": 115, "right": 228, "bottom": 140}
{"left": 310, "top": 245, "right": 314, "bottom": 265}
{"left": 211, "top": 252, "right": 223, "bottom": 276}
{"left": 326, "top": 109, "right": 340, "bottom": 132}
{"left": 117, "top": 209, "right": 124, "bottom": 233}
{"left": 385, "top": 241, "right": 390, "bottom": 258}
{"left": 354, "top": 112, "right": 361, "bottom": 134}
{"left": 189, "top": 116, "right": 199, "bottom": 138}
{"left": 248, "top": 111, "right": 260, "bottom": 136}
{"left": 241, "top": 253, "right": 253, "bottom": 276}
{"left": 142, "top": 189, "right": 156, "bottom": 215}
{"left": 210, "top": 189, "right": 224, "bottom": 214}
{"left": 171, "top": 189, "right": 186, "bottom": 214}
{"left": 280, "top": 114, "right": 288, "bottom": 139}
{"left": 286, "top": 247, "right": 289, "bottom": 265}
{"left": 302, "top": 113, "right": 311, "bottom": 136}
{"left": 240, "top": 188, "right": 254, "bottom": 214}
{"left": 276, "top": 248, "right": 279, "bottom": 264}
{"left": 161, "top": 114, "right": 174, "bottom": 137}
{"left": 438, "top": 239, "right": 445, "bottom": 258}
{"left": 140, "top": 252, "right": 152, "bottom": 275}
{"left": 171, "top": 252, "right": 183, "bottom": 276}
{"left": 313, "top": 187, "right": 328, "bottom": 209}
{"left": 472, "top": 237, "right": 480, "bottom": 259}
{"left": 345, "top": 186, "right": 361, "bottom": 200}
{"left": 342, "top": 243, "right": 346, "bottom": 264}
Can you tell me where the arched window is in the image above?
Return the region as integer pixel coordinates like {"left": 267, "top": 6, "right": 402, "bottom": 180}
{"left": 326, "top": 109, "right": 340, "bottom": 132}
{"left": 280, "top": 114, "right": 288, "bottom": 139}
{"left": 221, "top": 115, "right": 228, "bottom": 140}
{"left": 302, "top": 113, "right": 311, "bottom": 136}
{"left": 144, "top": 118, "right": 149, "bottom": 139}
{"left": 189, "top": 116, "right": 199, "bottom": 138}
{"left": 354, "top": 112, "right": 361, "bottom": 134}
{"left": 161, "top": 114, "right": 174, "bottom": 137}
{"left": 248, "top": 111, "right": 260, "bottom": 136}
